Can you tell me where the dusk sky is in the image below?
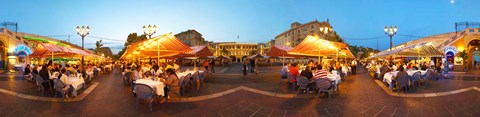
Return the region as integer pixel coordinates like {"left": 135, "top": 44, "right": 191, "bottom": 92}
{"left": 1, "top": 0, "right": 479, "bottom": 54}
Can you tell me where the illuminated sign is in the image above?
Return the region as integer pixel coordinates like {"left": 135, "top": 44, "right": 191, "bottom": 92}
{"left": 443, "top": 46, "right": 457, "bottom": 54}
{"left": 14, "top": 45, "right": 32, "bottom": 55}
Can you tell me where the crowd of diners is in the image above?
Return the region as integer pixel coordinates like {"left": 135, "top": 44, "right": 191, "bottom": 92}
{"left": 120, "top": 60, "right": 184, "bottom": 103}
{"left": 363, "top": 60, "right": 444, "bottom": 80}
{"left": 280, "top": 59, "right": 358, "bottom": 93}
{"left": 23, "top": 60, "right": 112, "bottom": 98}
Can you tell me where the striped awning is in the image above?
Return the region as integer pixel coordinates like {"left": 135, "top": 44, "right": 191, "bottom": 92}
{"left": 31, "top": 43, "right": 95, "bottom": 57}
{"left": 372, "top": 42, "right": 443, "bottom": 58}
{"left": 287, "top": 35, "right": 355, "bottom": 58}
{"left": 120, "top": 33, "right": 193, "bottom": 60}
{"left": 266, "top": 45, "right": 293, "bottom": 57}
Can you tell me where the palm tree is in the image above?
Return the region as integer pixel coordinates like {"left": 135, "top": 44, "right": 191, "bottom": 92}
{"left": 95, "top": 40, "right": 104, "bottom": 55}
{"left": 459, "top": 51, "right": 469, "bottom": 71}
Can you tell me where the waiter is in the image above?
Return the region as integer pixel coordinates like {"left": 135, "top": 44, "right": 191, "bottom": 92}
{"left": 444, "top": 61, "right": 449, "bottom": 79}
{"left": 351, "top": 60, "right": 357, "bottom": 75}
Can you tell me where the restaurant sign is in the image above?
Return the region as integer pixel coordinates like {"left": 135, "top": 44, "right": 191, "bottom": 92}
{"left": 14, "top": 45, "right": 32, "bottom": 55}
{"left": 443, "top": 46, "right": 457, "bottom": 54}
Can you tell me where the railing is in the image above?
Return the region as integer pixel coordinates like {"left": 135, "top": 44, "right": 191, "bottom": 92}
{"left": 436, "top": 31, "right": 466, "bottom": 49}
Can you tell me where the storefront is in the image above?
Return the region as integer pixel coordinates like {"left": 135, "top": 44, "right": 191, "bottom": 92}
{"left": 10, "top": 45, "right": 32, "bottom": 70}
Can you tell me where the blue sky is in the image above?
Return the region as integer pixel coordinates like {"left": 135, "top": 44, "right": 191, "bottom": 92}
{"left": 1, "top": 0, "right": 479, "bottom": 54}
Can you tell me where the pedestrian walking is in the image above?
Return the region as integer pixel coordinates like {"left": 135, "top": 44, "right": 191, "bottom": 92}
{"left": 249, "top": 59, "right": 255, "bottom": 73}
{"left": 243, "top": 60, "right": 248, "bottom": 78}
{"left": 254, "top": 59, "right": 258, "bottom": 75}
{"left": 210, "top": 60, "right": 215, "bottom": 73}
{"left": 351, "top": 60, "right": 357, "bottom": 74}
{"left": 203, "top": 60, "right": 209, "bottom": 74}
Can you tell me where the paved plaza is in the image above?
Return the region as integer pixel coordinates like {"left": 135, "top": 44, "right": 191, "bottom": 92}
{"left": 0, "top": 64, "right": 479, "bottom": 117}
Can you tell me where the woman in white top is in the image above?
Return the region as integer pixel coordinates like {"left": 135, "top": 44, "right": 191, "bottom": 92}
{"left": 59, "top": 69, "right": 72, "bottom": 98}
{"left": 132, "top": 66, "right": 143, "bottom": 81}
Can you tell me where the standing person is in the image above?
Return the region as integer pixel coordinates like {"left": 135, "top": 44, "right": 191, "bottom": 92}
{"left": 203, "top": 60, "right": 209, "bottom": 74}
{"left": 210, "top": 59, "right": 215, "bottom": 73}
{"left": 444, "top": 61, "right": 450, "bottom": 79}
{"left": 242, "top": 60, "right": 248, "bottom": 78}
{"left": 351, "top": 60, "right": 357, "bottom": 74}
{"left": 474, "top": 60, "right": 477, "bottom": 69}
{"left": 250, "top": 59, "right": 255, "bottom": 73}
{"left": 254, "top": 59, "right": 258, "bottom": 75}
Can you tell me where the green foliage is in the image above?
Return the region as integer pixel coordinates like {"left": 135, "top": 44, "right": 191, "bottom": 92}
{"left": 331, "top": 31, "right": 344, "bottom": 43}
{"left": 348, "top": 45, "right": 378, "bottom": 59}
{"left": 116, "top": 33, "right": 148, "bottom": 59}
{"left": 95, "top": 40, "right": 103, "bottom": 55}
{"left": 459, "top": 51, "right": 468, "bottom": 60}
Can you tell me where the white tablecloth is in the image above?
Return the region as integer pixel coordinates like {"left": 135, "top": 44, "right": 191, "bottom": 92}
{"left": 177, "top": 70, "right": 204, "bottom": 79}
{"left": 67, "top": 77, "right": 85, "bottom": 97}
{"left": 383, "top": 70, "right": 427, "bottom": 89}
{"left": 135, "top": 79, "right": 165, "bottom": 96}
{"left": 68, "top": 77, "right": 85, "bottom": 90}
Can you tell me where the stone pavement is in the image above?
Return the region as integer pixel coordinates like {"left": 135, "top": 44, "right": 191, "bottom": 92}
{"left": 0, "top": 66, "right": 479, "bottom": 116}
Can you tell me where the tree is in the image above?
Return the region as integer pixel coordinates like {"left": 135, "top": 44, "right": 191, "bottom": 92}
{"left": 221, "top": 48, "right": 229, "bottom": 56}
{"left": 95, "top": 40, "right": 104, "bottom": 55}
{"left": 116, "top": 33, "right": 148, "bottom": 59}
{"left": 459, "top": 50, "right": 469, "bottom": 71}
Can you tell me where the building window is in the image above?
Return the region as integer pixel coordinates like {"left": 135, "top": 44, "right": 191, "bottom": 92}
{"left": 469, "top": 29, "right": 475, "bottom": 32}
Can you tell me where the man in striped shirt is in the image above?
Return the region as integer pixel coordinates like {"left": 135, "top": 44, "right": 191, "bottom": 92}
{"left": 312, "top": 64, "right": 328, "bottom": 81}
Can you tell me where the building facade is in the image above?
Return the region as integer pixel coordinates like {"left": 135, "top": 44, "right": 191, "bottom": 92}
{"left": 274, "top": 20, "right": 332, "bottom": 47}
{"left": 378, "top": 27, "right": 480, "bottom": 71}
{"left": 211, "top": 42, "right": 264, "bottom": 61}
{"left": 175, "top": 29, "right": 207, "bottom": 46}
{"left": 0, "top": 28, "right": 95, "bottom": 71}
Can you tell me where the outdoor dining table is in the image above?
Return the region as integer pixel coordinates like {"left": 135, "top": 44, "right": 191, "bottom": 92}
{"left": 177, "top": 70, "right": 204, "bottom": 79}
{"left": 67, "top": 76, "right": 85, "bottom": 97}
{"left": 383, "top": 70, "right": 427, "bottom": 90}
{"left": 135, "top": 78, "right": 165, "bottom": 96}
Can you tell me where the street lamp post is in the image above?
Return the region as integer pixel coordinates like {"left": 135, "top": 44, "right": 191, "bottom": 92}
{"left": 143, "top": 25, "right": 158, "bottom": 65}
{"left": 76, "top": 26, "right": 90, "bottom": 65}
{"left": 319, "top": 26, "right": 333, "bottom": 62}
{"left": 143, "top": 25, "right": 157, "bottom": 39}
{"left": 384, "top": 26, "right": 398, "bottom": 63}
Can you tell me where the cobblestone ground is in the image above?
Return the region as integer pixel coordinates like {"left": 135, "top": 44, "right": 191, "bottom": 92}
{"left": 0, "top": 64, "right": 479, "bottom": 117}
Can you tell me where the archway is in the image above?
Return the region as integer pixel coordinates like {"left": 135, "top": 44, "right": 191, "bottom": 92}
{"left": 468, "top": 39, "right": 480, "bottom": 69}
{"left": 0, "top": 41, "right": 6, "bottom": 69}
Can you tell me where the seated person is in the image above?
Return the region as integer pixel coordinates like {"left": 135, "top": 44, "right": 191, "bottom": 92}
{"left": 59, "top": 69, "right": 73, "bottom": 98}
{"left": 24, "top": 64, "right": 32, "bottom": 80}
{"left": 159, "top": 68, "right": 180, "bottom": 103}
{"left": 300, "top": 67, "right": 313, "bottom": 80}
{"left": 77, "top": 65, "right": 87, "bottom": 79}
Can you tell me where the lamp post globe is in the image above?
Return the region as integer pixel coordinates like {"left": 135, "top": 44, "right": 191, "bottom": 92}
{"left": 384, "top": 25, "right": 397, "bottom": 63}
{"left": 76, "top": 25, "right": 90, "bottom": 65}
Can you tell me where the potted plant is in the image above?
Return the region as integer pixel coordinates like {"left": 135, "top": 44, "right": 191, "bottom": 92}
{"left": 459, "top": 51, "right": 469, "bottom": 71}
